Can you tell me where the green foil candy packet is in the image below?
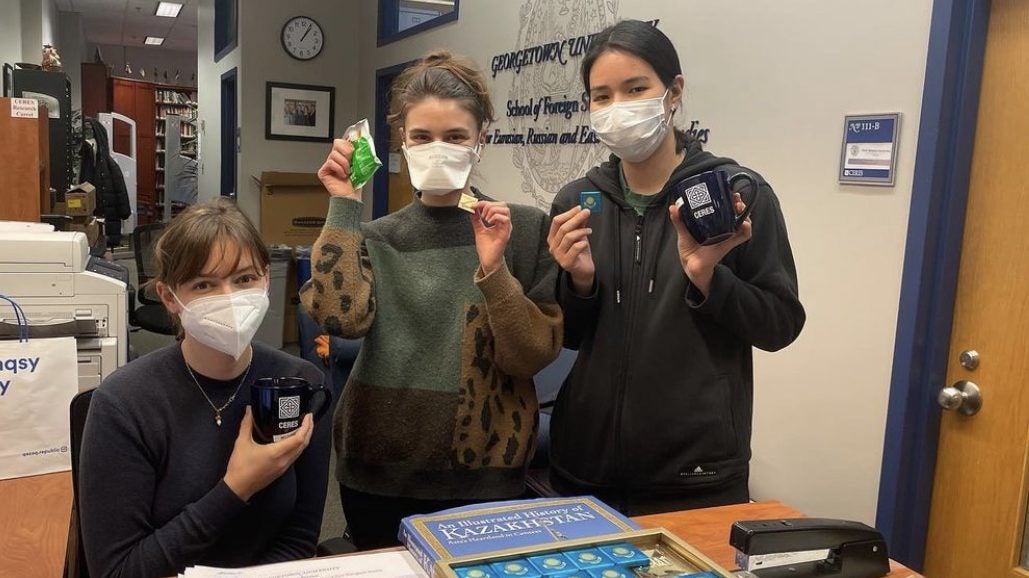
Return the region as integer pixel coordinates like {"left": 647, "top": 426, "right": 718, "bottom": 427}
{"left": 344, "top": 119, "right": 382, "bottom": 190}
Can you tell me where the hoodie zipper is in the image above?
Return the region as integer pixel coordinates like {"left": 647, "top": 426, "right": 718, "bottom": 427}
{"left": 634, "top": 216, "right": 643, "bottom": 264}
{"left": 614, "top": 212, "right": 649, "bottom": 493}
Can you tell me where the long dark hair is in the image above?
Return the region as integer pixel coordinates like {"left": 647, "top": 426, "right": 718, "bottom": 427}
{"left": 581, "top": 20, "right": 690, "bottom": 151}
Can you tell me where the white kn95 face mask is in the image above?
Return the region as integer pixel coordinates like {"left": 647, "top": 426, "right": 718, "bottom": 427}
{"left": 173, "top": 287, "right": 269, "bottom": 360}
{"left": 403, "top": 141, "right": 480, "bottom": 196}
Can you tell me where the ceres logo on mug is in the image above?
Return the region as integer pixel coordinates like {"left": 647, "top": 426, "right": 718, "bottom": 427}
{"left": 673, "top": 170, "right": 761, "bottom": 246}
{"left": 278, "top": 395, "right": 301, "bottom": 419}
{"left": 250, "top": 377, "right": 332, "bottom": 444}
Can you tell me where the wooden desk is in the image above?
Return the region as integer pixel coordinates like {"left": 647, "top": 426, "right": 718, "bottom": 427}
{"left": 0, "top": 474, "right": 924, "bottom": 578}
{"left": 0, "top": 471, "right": 73, "bottom": 578}
{"left": 634, "top": 501, "right": 923, "bottom": 578}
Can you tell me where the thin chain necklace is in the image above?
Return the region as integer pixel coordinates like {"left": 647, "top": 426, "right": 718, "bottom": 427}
{"left": 184, "top": 356, "right": 252, "bottom": 427}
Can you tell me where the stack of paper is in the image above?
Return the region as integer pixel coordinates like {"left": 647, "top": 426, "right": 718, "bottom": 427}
{"left": 179, "top": 550, "right": 429, "bottom": 578}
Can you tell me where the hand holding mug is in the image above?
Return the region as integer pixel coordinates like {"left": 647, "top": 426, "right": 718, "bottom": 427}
{"left": 669, "top": 170, "right": 759, "bottom": 296}
{"left": 223, "top": 408, "right": 313, "bottom": 501}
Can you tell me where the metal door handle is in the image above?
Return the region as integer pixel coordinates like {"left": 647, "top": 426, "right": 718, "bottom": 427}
{"left": 938, "top": 380, "right": 982, "bottom": 416}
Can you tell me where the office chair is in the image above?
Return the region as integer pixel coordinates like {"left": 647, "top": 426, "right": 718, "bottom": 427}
{"left": 66, "top": 389, "right": 95, "bottom": 578}
{"left": 40, "top": 214, "right": 72, "bottom": 231}
{"left": 130, "top": 223, "right": 176, "bottom": 335}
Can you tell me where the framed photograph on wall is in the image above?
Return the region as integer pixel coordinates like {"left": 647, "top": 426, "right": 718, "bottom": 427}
{"left": 265, "top": 82, "right": 335, "bottom": 142}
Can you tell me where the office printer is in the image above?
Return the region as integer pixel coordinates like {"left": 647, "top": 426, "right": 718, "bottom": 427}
{"left": 0, "top": 224, "right": 129, "bottom": 391}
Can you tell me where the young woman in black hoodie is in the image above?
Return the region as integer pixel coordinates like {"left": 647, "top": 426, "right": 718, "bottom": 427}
{"left": 547, "top": 20, "right": 806, "bottom": 515}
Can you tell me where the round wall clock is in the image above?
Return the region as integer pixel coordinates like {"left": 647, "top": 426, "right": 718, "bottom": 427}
{"left": 282, "top": 16, "right": 324, "bottom": 61}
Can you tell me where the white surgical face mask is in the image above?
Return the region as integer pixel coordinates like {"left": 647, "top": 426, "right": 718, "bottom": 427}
{"left": 590, "top": 89, "right": 674, "bottom": 163}
{"left": 173, "top": 287, "right": 270, "bottom": 360}
{"left": 403, "top": 141, "right": 480, "bottom": 196}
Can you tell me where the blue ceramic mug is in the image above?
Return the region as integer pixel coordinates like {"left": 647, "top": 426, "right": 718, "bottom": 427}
{"left": 673, "top": 170, "right": 760, "bottom": 245}
{"left": 250, "top": 377, "right": 331, "bottom": 444}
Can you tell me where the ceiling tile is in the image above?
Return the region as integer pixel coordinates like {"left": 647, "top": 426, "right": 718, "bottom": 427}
{"left": 62, "top": 0, "right": 197, "bottom": 53}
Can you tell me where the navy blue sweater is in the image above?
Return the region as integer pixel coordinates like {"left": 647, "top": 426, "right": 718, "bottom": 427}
{"left": 79, "top": 342, "right": 330, "bottom": 578}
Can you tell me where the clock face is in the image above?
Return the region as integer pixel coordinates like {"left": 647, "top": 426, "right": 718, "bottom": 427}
{"left": 282, "top": 16, "right": 323, "bottom": 61}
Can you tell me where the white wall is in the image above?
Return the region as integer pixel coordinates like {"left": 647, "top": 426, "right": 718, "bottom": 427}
{"left": 20, "top": 0, "right": 42, "bottom": 65}
{"left": 234, "top": 0, "right": 360, "bottom": 222}
{"left": 17, "top": 0, "right": 56, "bottom": 65}
{"left": 354, "top": 0, "right": 933, "bottom": 524}
{"left": 41, "top": 0, "right": 57, "bottom": 47}
{"left": 6, "top": 0, "right": 58, "bottom": 67}
{"left": 90, "top": 43, "right": 198, "bottom": 87}
{"left": 0, "top": 0, "right": 22, "bottom": 66}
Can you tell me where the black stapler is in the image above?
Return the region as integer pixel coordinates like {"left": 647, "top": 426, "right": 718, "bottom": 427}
{"left": 729, "top": 519, "right": 890, "bottom": 578}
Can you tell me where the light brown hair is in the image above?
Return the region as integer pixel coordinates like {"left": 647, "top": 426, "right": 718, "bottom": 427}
{"left": 153, "top": 199, "right": 270, "bottom": 291}
{"left": 388, "top": 50, "right": 496, "bottom": 131}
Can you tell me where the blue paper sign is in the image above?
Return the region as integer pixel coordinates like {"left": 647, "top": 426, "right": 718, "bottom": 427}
{"left": 839, "top": 113, "right": 900, "bottom": 186}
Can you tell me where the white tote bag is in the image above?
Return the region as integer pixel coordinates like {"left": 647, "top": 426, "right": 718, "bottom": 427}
{"left": 0, "top": 297, "right": 79, "bottom": 480}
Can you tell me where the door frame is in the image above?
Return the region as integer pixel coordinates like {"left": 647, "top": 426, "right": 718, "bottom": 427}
{"left": 373, "top": 60, "right": 417, "bottom": 218}
{"left": 875, "top": 0, "right": 992, "bottom": 569}
{"left": 220, "top": 67, "right": 239, "bottom": 198}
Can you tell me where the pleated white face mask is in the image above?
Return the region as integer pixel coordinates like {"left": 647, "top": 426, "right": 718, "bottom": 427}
{"left": 173, "top": 287, "right": 270, "bottom": 360}
{"left": 590, "top": 89, "right": 674, "bottom": 163}
{"left": 403, "top": 141, "right": 481, "bottom": 196}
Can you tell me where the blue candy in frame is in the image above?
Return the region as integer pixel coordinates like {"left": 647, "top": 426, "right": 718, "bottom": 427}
{"left": 598, "top": 543, "right": 651, "bottom": 567}
{"left": 490, "top": 560, "right": 543, "bottom": 578}
{"left": 527, "top": 553, "right": 576, "bottom": 575}
{"left": 587, "top": 567, "right": 633, "bottom": 578}
{"left": 455, "top": 567, "right": 496, "bottom": 578}
{"left": 565, "top": 549, "right": 613, "bottom": 570}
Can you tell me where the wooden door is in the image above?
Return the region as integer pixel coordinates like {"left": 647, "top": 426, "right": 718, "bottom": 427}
{"left": 81, "top": 62, "right": 110, "bottom": 118}
{"left": 134, "top": 84, "right": 155, "bottom": 138}
{"left": 111, "top": 79, "right": 135, "bottom": 155}
{"left": 388, "top": 119, "right": 415, "bottom": 214}
{"left": 923, "top": 0, "right": 1029, "bottom": 575}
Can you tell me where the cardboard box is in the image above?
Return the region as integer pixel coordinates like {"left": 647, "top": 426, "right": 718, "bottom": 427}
{"left": 68, "top": 216, "right": 100, "bottom": 247}
{"left": 259, "top": 172, "right": 330, "bottom": 246}
{"left": 65, "top": 183, "right": 97, "bottom": 217}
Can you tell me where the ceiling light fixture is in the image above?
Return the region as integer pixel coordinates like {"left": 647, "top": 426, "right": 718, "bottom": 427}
{"left": 145, "top": 36, "right": 165, "bottom": 46}
{"left": 155, "top": 2, "right": 183, "bottom": 18}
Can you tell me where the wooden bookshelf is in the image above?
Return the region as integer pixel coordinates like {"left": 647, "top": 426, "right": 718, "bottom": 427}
{"left": 106, "top": 78, "right": 197, "bottom": 224}
{"left": 154, "top": 87, "right": 197, "bottom": 219}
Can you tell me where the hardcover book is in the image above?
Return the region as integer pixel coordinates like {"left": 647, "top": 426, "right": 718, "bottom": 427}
{"left": 399, "top": 497, "right": 639, "bottom": 576}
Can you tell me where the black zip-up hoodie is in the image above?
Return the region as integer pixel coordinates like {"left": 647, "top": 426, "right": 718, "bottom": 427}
{"left": 548, "top": 137, "right": 805, "bottom": 497}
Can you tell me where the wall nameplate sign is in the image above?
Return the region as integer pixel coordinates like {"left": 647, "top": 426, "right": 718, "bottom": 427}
{"left": 839, "top": 113, "right": 901, "bottom": 186}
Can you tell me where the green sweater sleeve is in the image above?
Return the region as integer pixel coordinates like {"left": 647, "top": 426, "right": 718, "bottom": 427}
{"left": 473, "top": 215, "right": 564, "bottom": 378}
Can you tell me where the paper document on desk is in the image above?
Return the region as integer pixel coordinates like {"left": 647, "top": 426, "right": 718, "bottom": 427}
{"left": 179, "top": 550, "right": 428, "bottom": 578}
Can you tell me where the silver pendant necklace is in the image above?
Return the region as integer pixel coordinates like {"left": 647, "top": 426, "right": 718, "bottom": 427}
{"left": 185, "top": 357, "right": 252, "bottom": 427}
